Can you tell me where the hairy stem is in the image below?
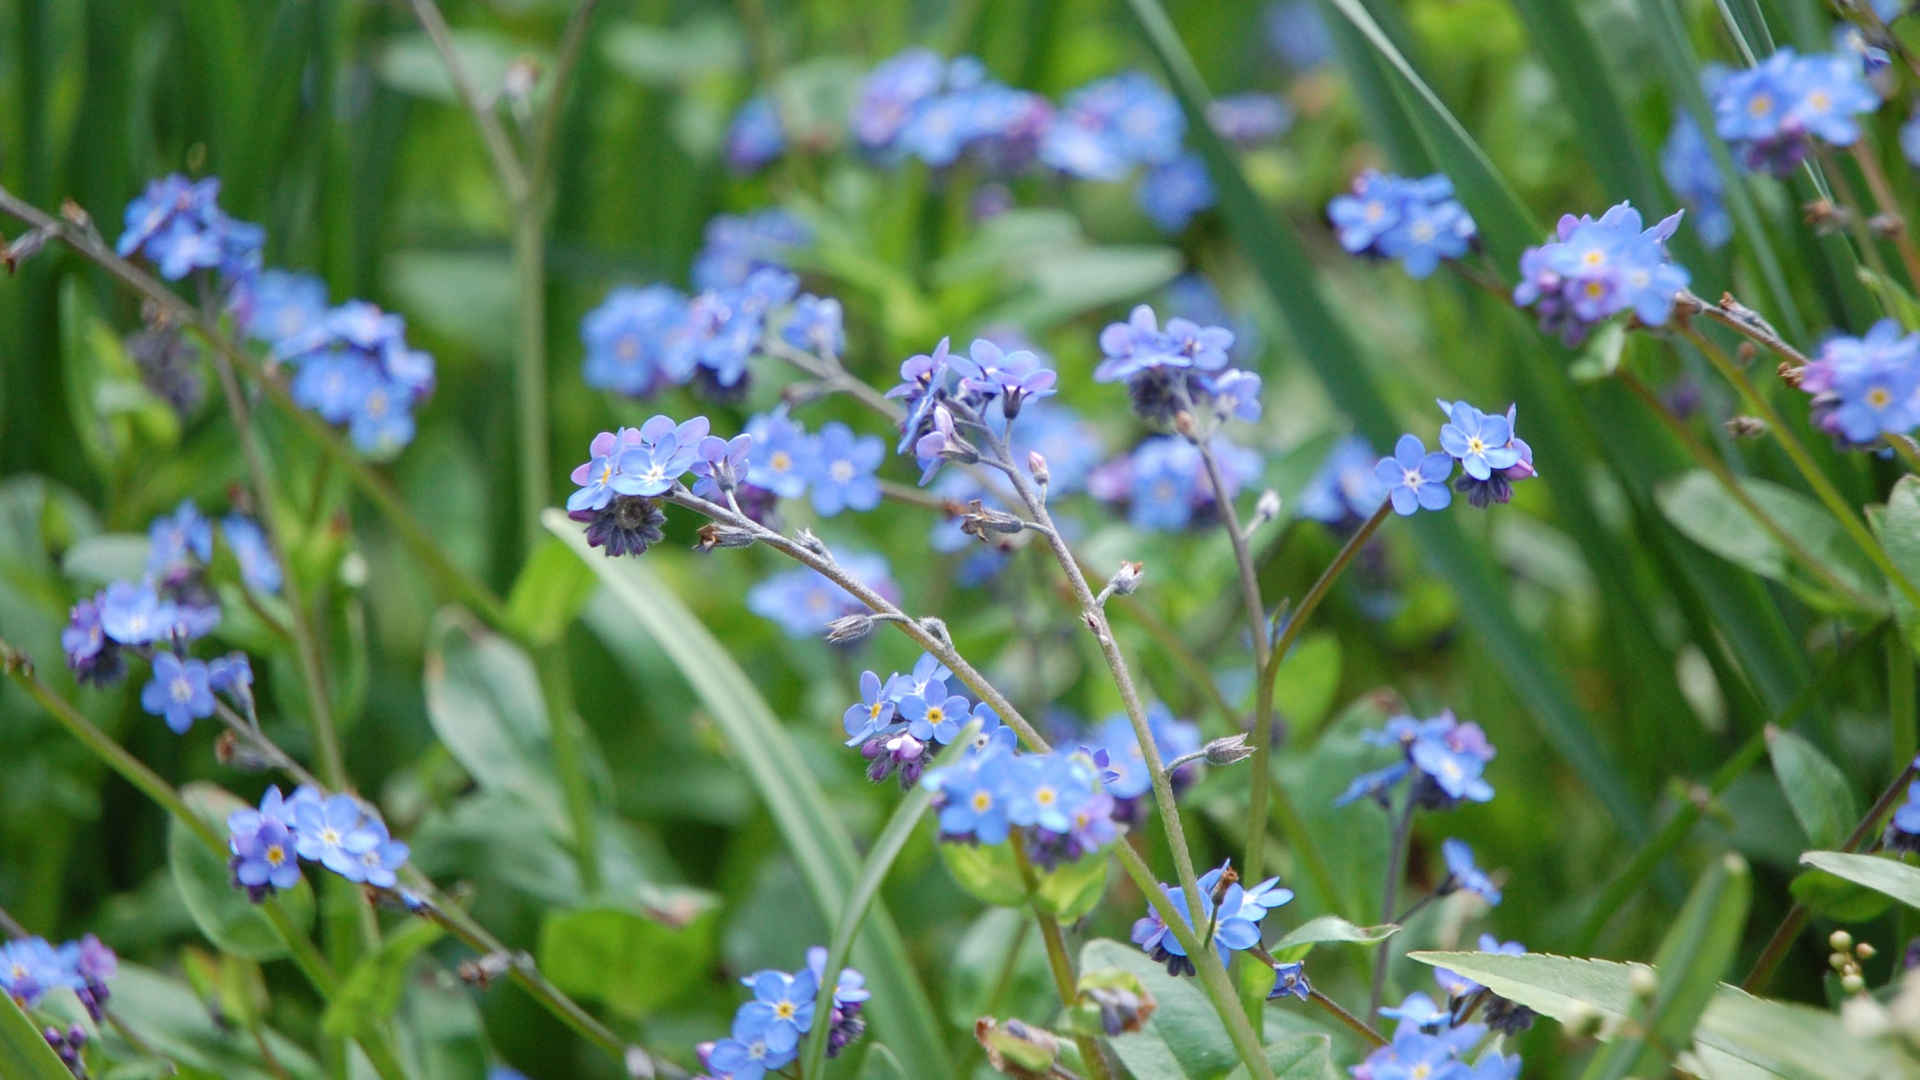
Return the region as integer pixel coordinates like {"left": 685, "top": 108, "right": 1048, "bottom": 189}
{"left": 1850, "top": 140, "right": 1920, "bottom": 292}
{"left": 1309, "top": 988, "right": 1387, "bottom": 1048}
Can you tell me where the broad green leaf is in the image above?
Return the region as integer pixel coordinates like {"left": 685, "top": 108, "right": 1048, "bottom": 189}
{"left": 1580, "top": 854, "right": 1750, "bottom": 1080}
{"left": 1080, "top": 937, "right": 1234, "bottom": 1079}
{"left": 169, "top": 783, "right": 315, "bottom": 960}
{"left": 1568, "top": 321, "right": 1628, "bottom": 384}
{"left": 1873, "top": 477, "right": 1920, "bottom": 656}
{"left": 977, "top": 246, "right": 1184, "bottom": 332}
{"left": 383, "top": 250, "right": 515, "bottom": 353}
{"left": 322, "top": 918, "right": 446, "bottom": 1038}
{"left": 935, "top": 837, "right": 1110, "bottom": 918}
{"left": 552, "top": 511, "right": 946, "bottom": 1068}
{"left": 1269, "top": 915, "right": 1398, "bottom": 963}
{"left": 0, "top": 991, "right": 74, "bottom": 1080}
{"left": 40, "top": 963, "right": 321, "bottom": 1080}
{"left": 422, "top": 610, "right": 568, "bottom": 835}
{"left": 1767, "top": 729, "right": 1858, "bottom": 849}
{"left": 537, "top": 893, "right": 719, "bottom": 1017}
{"left": 1038, "top": 855, "right": 1109, "bottom": 921}
{"left": 1788, "top": 867, "right": 1896, "bottom": 922}
{"left": 504, "top": 537, "right": 600, "bottom": 647}
{"left": 1223, "top": 1035, "right": 1343, "bottom": 1080}
{"left": 1407, "top": 950, "right": 1909, "bottom": 1077}
{"left": 59, "top": 279, "right": 179, "bottom": 477}
{"left": 1800, "top": 850, "right": 1920, "bottom": 909}
{"left": 1657, "top": 470, "right": 1885, "bottom": 615}
{"left": 943, "top": 909, "right": 1051, "bottom": 1030}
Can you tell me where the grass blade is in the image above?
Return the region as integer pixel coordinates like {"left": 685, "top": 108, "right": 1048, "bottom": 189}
{"left": 1124, "top": 0, "right": 1648, "bottom": 838}
{"left": 0, "top": 993, "right": 75, "bottom": 1080}
{"left": 800, "top": 731, "right": 967, "bottom": 1079}
{"left": 546, "top": 511, "right": 949, "bottom": 1070}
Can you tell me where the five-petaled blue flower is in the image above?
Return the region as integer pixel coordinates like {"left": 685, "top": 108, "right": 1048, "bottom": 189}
{"left": 1438, "top": 403, "right": 1521, "bottom": 481}
{"left": 294, "top": 794, "right": 379, "bottom": 882}
{"left": 141, "top": 652, "right": 214, "bottom": 734}
{"left": 1374, "top": 434, "right": 1454, "bottom": 515}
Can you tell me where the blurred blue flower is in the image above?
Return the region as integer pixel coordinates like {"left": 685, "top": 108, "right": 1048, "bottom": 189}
{"left": 746, "top": 408, "right": 814, "bottom": 499}
{"left": 1266, "top": 2, "right": 1333, "bottom": 71}
{"left": 807, "top": 422, "right": 884, "bottom": 517}
{"left": 293, "top": 794, "right": 379, "bottom": 882}
{"left": 747, "top": 553, "right": 896, "bottom": 638}
{"left": 117, "top": 174, "right": 263, "bottom": 283}
{"left": 350, "top": 818, "right": 411, "bottom": 890}
{"left": 148, "top": 500, "right": 213, "bottom": 575}
{"left": 236, "top": 269, "right": 329, "bottom": 346}
{"left": 140, "top": 652, "right": 213, "bottom": 734}
{"left": 1329, "top": 172, "right": 1476, "bottom": 279}
{"left": 692, "top": 210, "right": 810, "bottom": 292}
{"left": 63, "top": 595, "right": 123, "bottom": 687}
{"left": 1515, "top": 201, "right": 1688, "bottom": 345}
{"left": 782, "top": 294, "right": 845, "bottom": 358}
{"left": 726, "top": 95, "right": 787, "bottom": 173}
{"left": 1440, "top": 838, "right": 1502, "bottom": 905}
{"left": 582, "top": 285, "right": 685, "bottom": 397}
{"left": 220, "top": 514, "right": 283, "bottom": 594}
{"left": 1378, "top": 991, "right": 1449, "bottom": 1032}
{"left": 1800, "top": 319, "right": 1920, "bottom": 446}
{"left": 1711, "top": 48, "right": 1879, "bottom": 174}
{"left": 1131, "top": 862, "right": 1288, "bottom": 976}
{"left": 1298, "top": 436, "right": 1387, "bottom": 524}
{"left": 1660, "top": 114, "right": 1733, "bottom": 249}
{"left": 1137, "top": 152, "right": 1216, "bottom": 232}
{"left": 1208, "top": 93, "right": 1292, "bottom": 145}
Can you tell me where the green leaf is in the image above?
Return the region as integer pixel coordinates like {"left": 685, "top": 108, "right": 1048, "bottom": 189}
{"left": 1268, "top": 915, "right": 1398, "bottom": 963}
{"left": 422, "top": 610, "right": 568, "bottom": 835}
{"left": 1788, "top": 867, "right": 1897, "bottom": 922}
{"left": 598, "top": 15, "right": 744, "bottom": 85}
{"left": 1767, "top": 728, "right": 1859, "bottom": 849}
{"left": 1800, "top": 850, "right": 1920, "bottom": 909}
{"left": 59, "top": 279, "right": 179, "bottom": 478}
{"left": 0, "top": 992, "right": 75, "bottom": 1080}
{"left": 1579, "top": 854, "right": 1751, "bottom": 1080}
{"left": 1079, "top": 937, "right": 1235, "bottom": 1079}
{"left": 505, "top": 538, "right": 601, "bottom": 647}
{"left": 1268, "top": 633, "right": 1341, "bottom": 738}
{"left": 1037, "top": 855, "right": 1109, "bottom": 921}
{"left": 1406, "top": 950, "right": 1910, "bottom": 1077}
{"left": 977, "top": 245, "right": 1184, "bottom": 332}
{"left": 374, "top": 31, "right": 531, "bottom": 104}
{"left": 551, "top": 511, "right": 946, "bottom": 1069}
{"left": 169, "top": 783, "right": 316, "bottom": 960}
{"left": 935, "top": 839, "right": 1109, "bottom": 919}
{"left": 59, "top": 532, "right": 152, "bottom": 586}
{"left": 1223, "top": 1035, "right": 1343, "bottom": 1080}
{"left": 40, "top": 962, "right": 321, "bottom": 1080}
{"left": 1873, "top": 477, "right": 1920, "bottom": 656}
{"left": 537, "top": 893, "right": 719, "bottom": 1017}
{"left": 321, "top": 918, "right": 446, "bottom": 1039}
{"left": 1568, "top": 321, "right": 1628, "bottom": 384}
{"left": 383, "top": 250, "right": 516, "bottom": 354}
{"left": 1657, "top": 470, "right": 1885, "bottom": 614}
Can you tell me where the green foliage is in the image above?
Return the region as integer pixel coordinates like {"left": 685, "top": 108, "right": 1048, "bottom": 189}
{"left": 0, "top": 992, "right": 78, "bottom": 1080}
{"left": 537, "top": 894, "right": 720, "bottom": 1017}
{"left": 1800, "top": 850, "right": 1920, "bottom": 909}
{"left": 1768, "top": 729, "right": 1860, "bottom": 850}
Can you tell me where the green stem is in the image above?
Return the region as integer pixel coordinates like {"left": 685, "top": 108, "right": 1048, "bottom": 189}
{"left": 1368, "top": 789, "right": 1416, "bottom": 1019}
{"left": 1248, "top": 503, "right": 1390, "bottom": 900}
{"left": 1308, "top": 988, "right": 1387, "bottom": 1049}
{"left": 512, "top": 204, "right": 550, "bottom": 558}
{"left": 1013, "top": 840, "right": 1113, "bottom": 1080}
{"left": 1851, "top": 140, "right": 1920, "bottom": 291}
{"left": 1887, "top": 434, "right": 1920, "bottom": 476}
{"left": 1743, "top": 755, "right": 1920, "bottom": 991}
{"left": 1681, "top": 322, "right": 1920, "bottom": 613}
{"left": 1617, "top": 368, "right": 1877, "bottom": 609}
{"left": 1894, "top": 631, "right": 1917, "bottom": 769}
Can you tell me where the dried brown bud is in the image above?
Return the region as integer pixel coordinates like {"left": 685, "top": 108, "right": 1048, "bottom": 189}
{"left": 694, "top": 522, "right": 755, "bottom": 552}
{"left": 1778, "top": 362, "right": 1804, "bottom": 388}
{"left": 1736, "top": 342, "right": 1759, "bottom": 366}
{"left": 457, "top": 951, "right": 514, "bottom": 988}
{"left": 1725, "top": 415, "right": 1768, "bottom": 439}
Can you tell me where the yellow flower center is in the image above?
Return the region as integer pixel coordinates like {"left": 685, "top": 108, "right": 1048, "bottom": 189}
{"left": 1581, "top": 248, "right": 1606, "bottom": 268}
{"left": 1869, "top": 386, "right": 1893, "bottom": 408}
{"left": 1749, "top": 93, "right": 1773, "bottom": 116}
{"left": 617, "top": 336, "right": 639, "bottom": 361}
{"left": 925, "top": 706, "right": 944, "bottom": 725}
{"left": 1363, "top": 201, "right": 1384, "bottom": 223}
{"left": 771, "top": 450, "right": 792, "bottom": 472}
{"left": 1036, "top": 787, "right": 1057, "bottom": 807}
{"left": 266, "top": 845, "right": 286, "bottom": 866}
{"left": 320, "top": 827, "right": 341, "bottom": 846}
{"left": 1467, "top": 437, "right": 1486, "bottom": 455}
{"left": 971, "top": 791, "right": 993, "bottom": 812}
{"left": 775, "top": 1001, "right": 796, "bottom": 1020}
{"left": 1809, "top": 90, "right": 1831, "bottom": 112}
{"left": 171, "top": 679, "right": 193, "bottom": 704}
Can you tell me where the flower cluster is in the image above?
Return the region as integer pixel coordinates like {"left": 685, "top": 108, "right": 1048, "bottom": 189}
{"left": 63, "top": 500, "right": 273, "bottom": 733}
{"left": 581, "top": 215, "right": 826, "bottom": 401}
{"left": 843, "top": 655, "right": 992, "bottom": 782}
{"left": 271, "top": 299, "right": 436, "bottom": 457}
{"left": 1328, "top": 172, "right": 1478, "bottom": 279}
{"left": 1659, "top": 115, "right": 1733, "bottom": 249}
{"left": 1093, "top": 304, "right": 1263, "bottom": 429}
{"left": 1130, "top": 861, "right": 1294, "bottom": 977}
{"left": 886, "top": 336, "right": 1059, "bottom": 485}
{"left": 1088, "top": 435, "right": 1263, "bottom": 531}
{"left": 225, "top": 785, "right": 410, "bottom": 902}
{"left": 116, "top": 174, "right": 263, "bottom": 283}
{"left": 1513, "top": 202, "right": 1690, "bottom": 346}
{"left": 850, "top": 51, "right": 1052, "bottom": 172}
{"left": 1357, "top": 990, "right": 1521, "bottom": 1080}
{"left": 0, "top": 933, "right": 116, "bottom": 1018}
{"left": 1372, "top": 401, "right": 1534, "bottom": 516}
{"left": 1711, "top": 47, "right": 1880, "bottom": 175}
{"left": 1334, "top": 709, "right": 1497, "bottom": 810}
{"left": 1798, "top": 319, "right": 1920, "bottom": 446}
{"left": 695, "top": 947, "right": 868, "bottom": 1080}
{"left": 924, "top": 736, "right": 1119, "bottom": 870}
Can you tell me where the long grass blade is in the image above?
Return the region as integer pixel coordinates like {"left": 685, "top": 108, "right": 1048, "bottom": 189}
{"left": 1124, "top": 0, "right": 1649, "bottom": 838}
{"left": 548, "top": 512, "right": 949, "bottom": 1069}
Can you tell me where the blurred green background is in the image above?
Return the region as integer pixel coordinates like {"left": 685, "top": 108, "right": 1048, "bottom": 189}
{"left": 2, "top": 0, "right": 1915, "bottom": 1076}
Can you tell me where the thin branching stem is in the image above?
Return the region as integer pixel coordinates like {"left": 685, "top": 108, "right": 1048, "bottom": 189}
{"left": 404, "top": 0, "right": 529, "bottom": 202}
{"left": 1012, "top": 839, "right": 1113, "bottom": 1080}
{"left": 1369, "top": 789, "right": 1417, "bottom": 1019}
{"left": 1850, "top": 141, "right": 1920, "bottom": 291}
